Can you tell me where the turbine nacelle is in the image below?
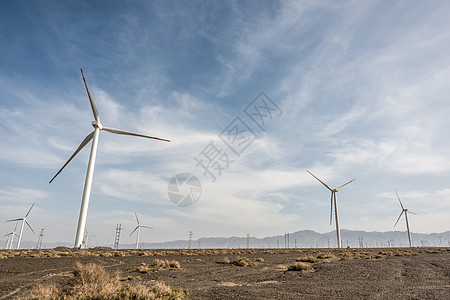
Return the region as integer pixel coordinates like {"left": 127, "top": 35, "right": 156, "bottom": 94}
{"left": 92, "top": 120, "right": 103, "bottom": 130}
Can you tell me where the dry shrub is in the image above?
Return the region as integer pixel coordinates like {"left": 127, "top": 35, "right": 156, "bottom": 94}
{"left": 317, "top": 252, "right": 336, "bottom": 259}
{"left": 276, "top": 264, "right": 287, "bottom": 269}
{"left": 394, "top": 250, "right": 413, "bottom": 256}
{"left": 153, "top": 258, "right": 181, "bottom": 270}
{"left": 69, "top": 261, "right": 119, "bottom": 297}
{"left": 232, "top": 257, "right": 257, "bottom": 267}
{"left": 287, "top": 262, "right": 314, "bottom": 271}
{"left": 29, "top": 283, "right": 59, "bottom": 299}
{"left": 296, "top": 256, "right": 320, "bottom": 263}
{"left": 27, "top": 262, "right": 187, "bottom": 299}
{"left": 255, "top": 257, "right": 265, "bottom": 262}
{"left": 339, "top": 252, "right": 353, "bottom": 260}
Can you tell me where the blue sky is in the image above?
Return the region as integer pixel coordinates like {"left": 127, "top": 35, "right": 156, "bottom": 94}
{"left": 1, "top": 0, "right": 450, "bottom": 247}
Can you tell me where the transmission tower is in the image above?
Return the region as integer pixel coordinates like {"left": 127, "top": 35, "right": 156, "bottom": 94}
{"left": 188, "top": 231, "right": 193, "bottom": 249}
{"left": 358, "top": 236, "right": 364, "bottom": 248}
{"left": 36, "top": 229, "right": 44, "bottom": 249}
{"left": 284, "top": 233, "right": 290, "bottom": 249}
{"left": 114, "top": 224, "right": 122, "bottom": 250}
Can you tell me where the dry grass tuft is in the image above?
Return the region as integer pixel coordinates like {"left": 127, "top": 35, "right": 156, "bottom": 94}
{"left": 276, "top": 264, "right": 288, "bottom": 269}
{"left": 317, "top": 252, "right": 336, "bottom": 259}
{"left": 287, "top": 262, "right": 314, "bottom": 271}
{"left": 28, "top": 262, "right": 187, "bottom": 299}
{"left": 153, "top": 258, "right": 181, "bottom": 269}
{"left": 70, "top": 261, "right": 120, "bottom": 297}
{"left": 232, "top": 257, "right": 257, "bottom": 267}
{"left": 296, "top": 256, "right": 320, "bottom": 263}
{"left": 339, "top": 252, "right": 353, "bottom": 260}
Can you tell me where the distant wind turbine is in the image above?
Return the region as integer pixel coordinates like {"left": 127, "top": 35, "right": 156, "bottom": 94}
{"left": 4, "top": 223, "right": 19, "bottom": 249}
{"left": 394, "top": 191, "right": 417, "bottom": 248}
{"left": 49, "top": 69, "right": 170, "bottom": 248}
{"left": 129, "top": 212, "right": 152, "bottom": 249}
{"left": 307, "top": 170, "right": 355, "bottom": 248}
{"left": 6, "top": 203, "right": 35, "bottom": 249}
{"left": 82, "top": 228, "right": 96, "bottom": 249}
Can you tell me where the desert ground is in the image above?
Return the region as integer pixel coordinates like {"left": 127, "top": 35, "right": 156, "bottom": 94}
{"left": 0, "top": 247, "right": 449, "bottom": 299}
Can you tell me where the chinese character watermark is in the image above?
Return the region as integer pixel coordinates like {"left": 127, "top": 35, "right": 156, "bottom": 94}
{"left": 167, "top": 92, "right": 282, "bottom": 206}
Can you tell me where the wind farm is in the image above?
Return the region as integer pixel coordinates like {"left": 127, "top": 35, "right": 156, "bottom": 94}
{"left": 1, "top": 1, "right": 450, "bottom": 299}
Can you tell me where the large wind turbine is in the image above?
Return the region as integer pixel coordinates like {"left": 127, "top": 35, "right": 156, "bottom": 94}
{"left": 49, "top": 69, "right": 170, "bottom": 248}
{"left": 394, "top": 191, "right": 417, "bottom": 248}
{"left": 129, "top": 212, "right": 152, "bottom": 249}
{"left": 307, "top": 170, "right": 355, "bottom": 248}
{"left": 6, "top": 203, "right": 35, "bottom": 249}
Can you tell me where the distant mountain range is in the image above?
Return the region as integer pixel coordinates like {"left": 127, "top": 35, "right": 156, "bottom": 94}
{"left": 3, "top": 229, "right": 449, "bottom": 249}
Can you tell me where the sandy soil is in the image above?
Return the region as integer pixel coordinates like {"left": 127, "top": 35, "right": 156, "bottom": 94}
{"left": 0, "top": 247, "right": 449, "bottom": 299}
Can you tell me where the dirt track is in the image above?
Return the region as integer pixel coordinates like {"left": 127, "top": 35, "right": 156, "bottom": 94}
{"left": 0, "top": 248, "right": 449, "bottom": 299}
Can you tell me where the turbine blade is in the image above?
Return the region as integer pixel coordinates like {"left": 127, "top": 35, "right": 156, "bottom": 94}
{"left": 408, "top": 211, "right": 418, "bottom": 215}
{"left": 335, "top": 179, "right": 355, "bottom": 191}
{"left": 394, "top": 211, "right": 404, "bottom": 227}
{"left": 24, "top": 202, "right": 35, "bottom": 218}
{"left": 102, "top": 126, "right": 170, "bottom": 142}
{"left": 6, "top": 218, "right": 23, "bottom": 222}
{"left": 307, "top": 170, "right": 332, "bottom": 191}
{"left": 80, "top": 69, "right": 99, "bottom": 122}
{"left": 135, "top": 212, "right": 140, "bottom": 225}
{"left": 330, "top": 192, "right": 334, "bottom": 225}
{"left": 140, "top": 226, "right": 153, "bottom": 229}
{"left": 129, "top": 226, "right": 139, "bottom": 237}
{"left": 49, "top": 131, "right": 95, "bottom": 183}
{"left": 395, "top": 190, "right": 404, "bottom": 210}
{"left": 25, "top": 220, "right": 35, "bottom": 234}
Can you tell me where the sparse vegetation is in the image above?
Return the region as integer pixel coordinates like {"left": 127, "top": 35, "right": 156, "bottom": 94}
{"left": 317, "top": 252, "right": 336, "bottom": 259}
{"left": 232, "top": 257, "right": 257, "bottom": 267}
{"left": 339, "top": 252, "right": 353, "bottom": 260}
{"left": 27, "top": 262, "right": 187, "bottom": 299}
{"left": 296, "top": 256, "right": 320, "bottom": 263}
{"left": 287, "top": 262, "right": 314, "bottom": 271}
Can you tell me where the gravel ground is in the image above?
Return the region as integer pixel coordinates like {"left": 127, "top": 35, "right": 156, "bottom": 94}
{"left": 0, "top": 248, "right": 449, "bottom": 299}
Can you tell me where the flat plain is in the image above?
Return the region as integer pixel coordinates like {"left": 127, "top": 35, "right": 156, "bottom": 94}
{"left": 0, "top": 247, "right": 449, "bottom": 299}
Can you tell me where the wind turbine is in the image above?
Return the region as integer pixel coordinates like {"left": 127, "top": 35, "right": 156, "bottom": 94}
{"left": 6, "top": 203, "right": 35, "bottom": 249}
{"left": 129, "top": 212, "right": 152, "bottom": 249}
{"left": 4, "top": 223, "right": 19, "bottom": 249}
{"left": 82, "top": 228, "right": 96, "bottom": 249}
{"left": 307, "top": 170, "right": 355, "bottom": 248}
{"left": 49, "top": 69, "right": 170, "bottom": 248}
{"left": 394, "top": 191, "right": 417, "bottom": 248}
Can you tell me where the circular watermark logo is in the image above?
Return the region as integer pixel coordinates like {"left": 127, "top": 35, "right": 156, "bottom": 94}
{"left": 168, "top": 173, "right": 202, "bottom": 207}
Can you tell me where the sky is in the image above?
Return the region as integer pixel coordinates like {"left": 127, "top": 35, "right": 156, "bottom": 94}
{"left": 1, "top": 0, "right": 450, "bottom": 247}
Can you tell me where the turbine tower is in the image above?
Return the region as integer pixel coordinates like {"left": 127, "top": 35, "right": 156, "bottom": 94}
{"left": 49, "top": 69, "right": 170, "bottom": 248}
{"left": 307, "top": 170, "right": 355, "bottom": 248}
{"left": 394, "top": 191, "right": 417, "bottom": 248}
{"left": 6, "top": 202, "right": 35, "bottom": 249}
{"left": 129, "top": 212, "right": 152, "bottom": 249}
